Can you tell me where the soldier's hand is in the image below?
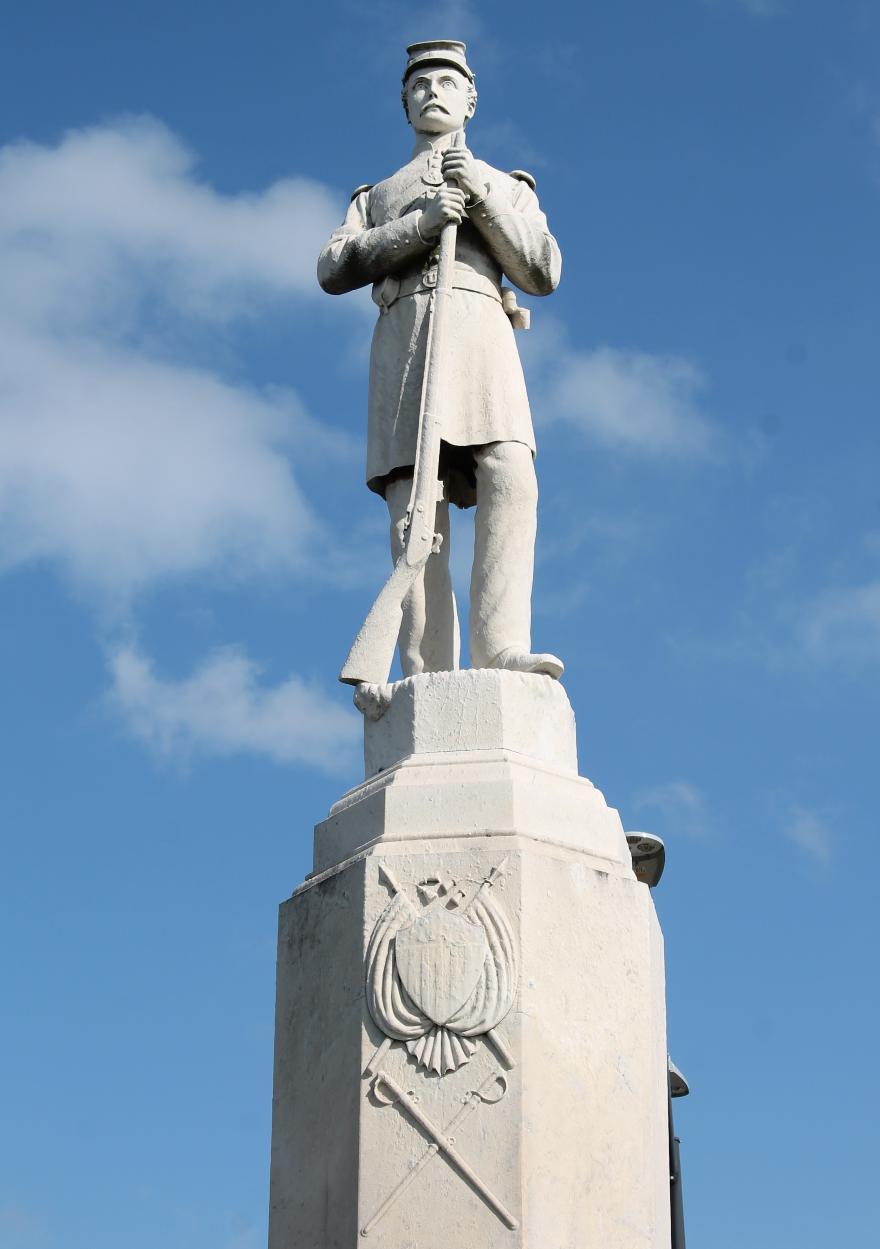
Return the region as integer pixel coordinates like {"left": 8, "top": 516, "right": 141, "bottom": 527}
{"left": 441, "top": 148, "right": 485, "bottom": 205}
{"left": 418, "top": 186, "right": 467, "bottom": 240}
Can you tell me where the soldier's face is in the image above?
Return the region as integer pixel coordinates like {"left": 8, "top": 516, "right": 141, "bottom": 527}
{"left": 405, "top": 66, "right": 473, "bottom": 135}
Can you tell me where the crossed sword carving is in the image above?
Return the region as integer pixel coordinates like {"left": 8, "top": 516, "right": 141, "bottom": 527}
{"left": 362, "top": 1069, "right": 517, "bottom": 1236}
{"left": 361, "top": 863, "right": 519, "bottom": 1236}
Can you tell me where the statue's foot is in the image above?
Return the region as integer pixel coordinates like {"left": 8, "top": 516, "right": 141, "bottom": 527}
{"left": 488, "top": 648, "right": 564, "bottom": 680}
{"left": 353, "top": 681, "right": 395, "bottom": 721}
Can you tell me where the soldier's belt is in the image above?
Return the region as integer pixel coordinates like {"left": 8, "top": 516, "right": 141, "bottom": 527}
{"left": 373, "top": 266, "right": 502, "bottom": 311}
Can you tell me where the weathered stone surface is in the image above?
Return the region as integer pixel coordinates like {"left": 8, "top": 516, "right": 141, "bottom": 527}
{"left": 268, "top": 837, "right": 670, "bottom": 1249}
{"left": 316, "top": 669, "right": 624, "bottom": 875}
{"left": 270, "top": 29, "right": 674, "bottom": 1248}
{"left": 324, "top": 41, "right": 564, "bottom": 687}
{"left": 315, "top": 749, "right": 628, "bottom": 875}
{"left": 269, "top": 670, "right": 671, "bottom": 1248}
{"left": 364, "top": 668, "right": 578, "bottom": 777}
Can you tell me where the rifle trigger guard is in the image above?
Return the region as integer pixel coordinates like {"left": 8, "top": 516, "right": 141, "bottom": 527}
{"left": 431, "top": 532, "right": 443, "bottom": 555}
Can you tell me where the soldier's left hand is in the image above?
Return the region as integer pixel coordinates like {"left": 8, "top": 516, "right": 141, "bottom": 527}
{"left": 441, "top": 148, "right": 486, "bottom": 206}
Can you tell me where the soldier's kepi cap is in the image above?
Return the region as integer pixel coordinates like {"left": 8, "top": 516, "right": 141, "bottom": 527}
{"left": 402, "top": 40, "right": 475, "bottom": 84}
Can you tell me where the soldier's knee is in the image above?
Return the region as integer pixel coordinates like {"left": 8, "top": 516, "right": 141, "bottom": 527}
{"left": 476, "top": 441, "right": 537, "bottom": 503}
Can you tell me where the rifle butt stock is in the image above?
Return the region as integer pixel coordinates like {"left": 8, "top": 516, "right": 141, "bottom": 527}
{"left": 338, "top": 552, "right": 428, "bottom": 686}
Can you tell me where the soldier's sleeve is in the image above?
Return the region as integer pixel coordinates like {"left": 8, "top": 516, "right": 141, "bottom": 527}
{"left": 317, "top": 188, "right": 431, "bottom": 295}
{"left": 468, "top": 170, "right": 562, "bottom": 297}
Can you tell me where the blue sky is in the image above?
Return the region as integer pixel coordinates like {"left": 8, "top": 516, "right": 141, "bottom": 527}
{"left": 1, "top": 1, "right": 878, "bottom": 1246}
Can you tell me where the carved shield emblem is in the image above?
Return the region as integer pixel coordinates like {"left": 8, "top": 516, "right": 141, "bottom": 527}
{"left": 395, "top": 909, "right": 489, "bottom": 1025}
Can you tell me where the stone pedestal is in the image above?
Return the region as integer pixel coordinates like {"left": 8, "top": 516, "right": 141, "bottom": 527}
{"left": 268, "top": 671, "right": 671, "bottom": 1249}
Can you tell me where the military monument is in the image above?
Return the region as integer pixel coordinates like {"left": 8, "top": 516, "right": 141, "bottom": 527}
{"left": 268, "top": 41, "right": 673, "bottom": 1248}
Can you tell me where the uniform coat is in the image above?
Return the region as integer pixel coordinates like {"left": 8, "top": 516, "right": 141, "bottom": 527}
{"left": 317, "top": 135, "right": 561, "bottom": 504}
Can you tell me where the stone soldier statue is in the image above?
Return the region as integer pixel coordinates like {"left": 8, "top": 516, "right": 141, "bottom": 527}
{"left": 318, "top": 40, "right": 563, "bottom": 692}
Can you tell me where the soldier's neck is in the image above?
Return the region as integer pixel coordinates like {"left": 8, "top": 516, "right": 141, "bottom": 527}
{"left": 411, "top": 129, "right": 462, "bottom": 158}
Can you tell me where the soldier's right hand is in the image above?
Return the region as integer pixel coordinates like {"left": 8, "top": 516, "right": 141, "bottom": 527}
{"left": 418, "top": 187, "right": 467, "bottom": 240}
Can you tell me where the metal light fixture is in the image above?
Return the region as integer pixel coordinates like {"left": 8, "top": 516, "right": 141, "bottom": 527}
{"left": 668, "top": 1058, "right": 689, "bottom": 1099}
{"left": 626, "top": 831, "right": 666, "bottom": 887}
{"left": 667, "top": 1059, "right": 689, "bottom": 1248}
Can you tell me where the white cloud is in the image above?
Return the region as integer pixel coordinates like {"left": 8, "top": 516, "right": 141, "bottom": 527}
{"left": 0, "top": 332, "right": 326, "bottom": 600}
{"left": 0, "top": 116, "right": 338, "bottom": 321}
{"left": 368, "top": 0, "right": 483, "bottom": 43}
{"left": 634, "top": 781, "right": 708, "bottom": 838}
{"left": 784, "top": 809, "right": 833, "bottom": 866}
{"left": 739, "top": 0, "right": 786, "bottom": 15}
{"left": 222, "top": 1214, "right": 261, "bottom": 1249}
{"left": 108, "top": 645, "right": 358, "bottom": 772}
{"left": 702, "top": 0, "right": 787, "bottom": 16}
{"left": 0, "top": 1202, "right": 48, "bottom": 1249}
{"left": 476, "top": 120, "right": 546, "bottom": 171}
{"left": 800, "top": 579, "right": 880, "bottom": 662}
{"left": 432, "top": 0, "right": 482, "bottom": 36}
{"left": 0, "top": 117, "right": 348, "bottom": 604}
{"left": 0, "top": 117, "right": 382, "bottom": 768}
{"left": 524, "top": 323, "right": 720, "bottom": 460}
{"left": 224, "top": 1231, "right": 260, "bottom": 1249}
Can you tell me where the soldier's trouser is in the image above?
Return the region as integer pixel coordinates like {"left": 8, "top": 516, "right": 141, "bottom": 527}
{"left": 385, "top": 441, "right": 537, "bottom": 676}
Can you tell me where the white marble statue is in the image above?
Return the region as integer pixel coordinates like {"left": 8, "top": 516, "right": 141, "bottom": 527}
{"left": 318, "top": 40, "right": 563, "bottom": 702}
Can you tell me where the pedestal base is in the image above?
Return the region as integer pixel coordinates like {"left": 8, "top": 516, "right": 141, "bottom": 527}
{"left": 268, "top": 672, "right": 671, "bottom": 1249}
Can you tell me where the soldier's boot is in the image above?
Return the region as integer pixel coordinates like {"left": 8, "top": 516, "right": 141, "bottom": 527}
{"left": 470, "top": 440, "right": 564, "bottom": 679}
{"left": 489, "top": 646, "right": 564, "bottom": 679}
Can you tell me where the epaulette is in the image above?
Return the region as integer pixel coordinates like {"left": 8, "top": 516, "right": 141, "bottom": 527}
{"left": 509, "top": 169, "right": 536, "bottom": 191}
{"left": 350, "top": 183, "right": 373, "bottom": 201}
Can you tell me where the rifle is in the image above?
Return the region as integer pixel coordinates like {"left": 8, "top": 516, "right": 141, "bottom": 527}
{"left": 339, "top": 131, "right": 464, "bottom": 687}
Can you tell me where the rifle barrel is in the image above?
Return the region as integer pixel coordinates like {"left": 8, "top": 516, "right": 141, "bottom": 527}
{"left": 339, "top": 130, "right": 465, "bottom": 686}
